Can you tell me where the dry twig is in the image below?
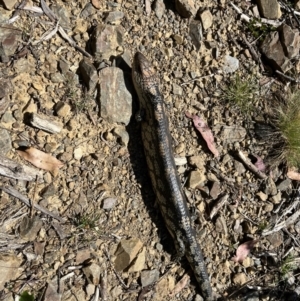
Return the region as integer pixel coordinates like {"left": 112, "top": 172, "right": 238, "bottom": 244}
{"left": 236, "top": 150, "right": 268, "bottom": 179}
{"left": 0, "top": 185, "right": 65, "bottom": 222}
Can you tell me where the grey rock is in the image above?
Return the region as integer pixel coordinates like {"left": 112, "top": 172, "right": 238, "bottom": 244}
{"left": 0, "top": 24, "right": 22, "bottom": 57}
{"left": 222, "top": 126, "right": 246, "bottom": 143}
{"left": 222, "top": 154, "right": 231, "bottom": 164}
{"left": 279, "top": 24, "right": 300, "bottom": 59}
{"left": 80, "top": 3, "right": 96, "bottom": 18}
{"left": 1, "top": 110, "right": 15, "bottom": 123}
{"left": 234, "top": 160, "right": 246, "bottom": 175}
{"left": 91, "top": 24, "right": 124, "bottom": 60}
{"left": 102, "top": 197, "right": 117, "bottom": 210}
{"left": 0, "top": 128, "right": 11, "bottom": 155}
{"left": 58, "top": 59, "right": 69, "bottom": 75}
{"left": 175, "top": 0, "right": 197, "bottom": 18}
{"left": 13, "top": 57, "right": 35, "bottom": 73}
{"left": 50, "top": 5, "right": 71, "bottom": 29}
{"left": 257, "top": 0, "right": 281, "bottom": 19}
{"left": 222, "top": 55, "right": 239, "bottom": 73}
{"left": 79, "top": 58, "right": 98, "bottom": 92}
{"left": 140, "top": 269, "right": 159, "bottom": 287}
{"left": 153, "top": 0, "right": 165, "bottom": 19}
{"left": 19, "top": 216, "right": 43, "bottom": 242}
{"left": 189, "top": 20, "right": 203, "bottom": 50}
{"left": 50, "top": 73, "right": 64, "bottom": 83}
{"left": 210, "top": 181, "right": 220, "bottom": 199}
{"left": 40, "top": 183, "right": 57, "bottom": 198}
{"left": 266, "top": 231, "right": 283, "bottom": 248}
{"left": 99, "top": 67, "right": 132, "bottom": 125}
{"left": 277, "top": 178, "right": 291, "bottom": 191}
{"left": 172, "top": 83, "right": 183, "bottom": 95}
{"left": 105, "top": 11, "right": 124, "bottom": 24}
{"left": 261, "top": 31, "right": 292, "bottom": 72}
{"left": 0, "top": 78, "right": 12, "bottom": 116}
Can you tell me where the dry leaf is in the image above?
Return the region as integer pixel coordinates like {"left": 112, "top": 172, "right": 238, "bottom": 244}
{"left": 17, "top": 147, "right": 63, "bottom": 176}
{"left": 287, "top": 167, "right": 300, "bottom": 181}
{"left": 232, "top": 240, "right": 258, "bottom": 263}
{"left": 169, "top": 274, "right": 190, "bottom": 296}
{"left": 186, "top": 112, "right": 219, "bottom": 158}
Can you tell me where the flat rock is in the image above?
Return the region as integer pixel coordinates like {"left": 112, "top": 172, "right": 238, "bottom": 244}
{"left": 257, "top": 0, "right": 281, "bottom": 19}
{"left": 1, "top": 0, "right": 18, "bottom": 10}
{"left": 153, "top": 0, "right": 165, "bottom": 19}
{"left": 102, "top": 197, "right": 117, "bottom": 210}
{"left": 210, "top": 181, "right": 220, "bottom": 199}
{"left": 99, "top": 67, "right": 132, "bottom": 125}
{"left": 279, "top": 24, "right": 300, "bottom": 59}
{"left": 277, "top": 178, "right": 291, "bottom": 191}
{"left": 200, "top": 9, "right": 213, "bottom": 30}
{"left": 222, "top": 55, "right": 239, "bottom": 73}
{"left": 105, "top": 11, "right": 124, "bottom": 24}
{"left": 222, "top": 126, "right": 246, "bottom": 143}
{"left": 114, "top": 238, "right": 143, "bottom": 271}
{"left": 54, "top": 102, "right": 71, "bottom": 117}
{"left": 50, "top": 4, "right": 71, "bottom": 30}
{"left": 127, "top": 247, "right": 146, "bottom": 272}
{"left": 189, "top": 20, "right": 203, "bottom": 50}
{"left": 83, "top": 262, "right": 101, "bottom": 285}
{"left": 261, "top": 31, "right": 292, "bottom": 72}
{"left": 141, "top": 269, "right": 160, "bottom": 287}
{"left": 80, "top": 3, "right": 96, "bottom": 18}
{"left": 175, "top": 0, "right": 197, "bottom": 18}
{"left": 267, "top": 231, "right": 283, "bottom": 248}
{"left": 0, "top": 24, "right": 22, "bottom": 59}
{"left": 91, "top": 24, "right": 124, "bottom": 60}
{"left": 0, "top": 128, "right": 11, "bottom": 155}
{"left": 188, "top": 170, "right": 206, "bottom": 188}
{"left": 19, "top": 216, "right": 43, "bottom": 242}
{"left": 234, "top": 160, "right": 246, "bottom": 175}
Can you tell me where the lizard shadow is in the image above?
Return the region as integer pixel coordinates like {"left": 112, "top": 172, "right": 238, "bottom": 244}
{"left": 117, "top": 56, "right": 179, "bottom": 258}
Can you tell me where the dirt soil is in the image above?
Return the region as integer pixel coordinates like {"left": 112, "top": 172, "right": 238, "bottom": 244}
{"left": 0, "top": 1, "right": 300, "bottom": 301}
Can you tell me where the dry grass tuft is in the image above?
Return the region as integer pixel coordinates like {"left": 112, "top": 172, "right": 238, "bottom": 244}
{"left": 221, "top": 73, "right": 258, "bottom": 113}
{"left": 277, "top": 90, "right": 300, "bottom": 168}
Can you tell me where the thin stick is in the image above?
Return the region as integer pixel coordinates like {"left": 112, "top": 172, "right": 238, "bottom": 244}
{"left": 241, "top": 33, "right": 264, "bottom": 72}
{"left": 236, "top": 150, "right": 267, "bottom": 179}
{"left": 275, "top": 70, "right": 299, "bottom": 83}
{"left": 0, "top": 185, "right": 65, "bottom": 222}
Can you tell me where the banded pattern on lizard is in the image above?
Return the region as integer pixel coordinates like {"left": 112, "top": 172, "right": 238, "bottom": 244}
{"left": 132, "top": 52, "right": 213, "bottom": 301}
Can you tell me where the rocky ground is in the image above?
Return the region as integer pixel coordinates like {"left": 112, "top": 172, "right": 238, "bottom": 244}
{"left": 0, "top": 0, "right": 300, "bottom": 300}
